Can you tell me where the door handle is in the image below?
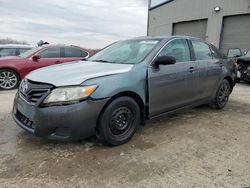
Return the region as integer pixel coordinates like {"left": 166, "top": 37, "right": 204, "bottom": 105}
{"left": 55, "top": 61, "right": 62, "bottom": 64}
{"left": 189, "top": 67, "right": 196, "bottom": 73}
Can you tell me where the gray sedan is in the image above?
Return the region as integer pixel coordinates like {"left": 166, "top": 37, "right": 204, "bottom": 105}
{"left": 12, "top": 36, "right": 237, "bottom": 146}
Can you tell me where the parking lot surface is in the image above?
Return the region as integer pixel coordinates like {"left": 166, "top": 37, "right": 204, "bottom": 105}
{"left": 0, "top": 84, "right": 250, "bottom": 188}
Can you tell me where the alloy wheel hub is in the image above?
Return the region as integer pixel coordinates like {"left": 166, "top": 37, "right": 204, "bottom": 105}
{"left": 218, "top": 83, "right": 230, "bottom": 105}
{"left": 0, "top": 71, "right": 17, "bottom": 89}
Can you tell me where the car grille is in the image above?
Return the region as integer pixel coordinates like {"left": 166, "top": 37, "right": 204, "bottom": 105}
{"left": 16, "top": 110, "right": 35, "bottom": 129}
{"left": 21, "top": 89, "right": 49, "bottom": 104}
{"left": 19, "top": 79, "right": 54, "bottom": 105}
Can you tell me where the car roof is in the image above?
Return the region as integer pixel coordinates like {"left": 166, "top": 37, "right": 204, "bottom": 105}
{"left": 130, "top": 35, "right": 201, "bottom": 41}
{"left": 38, "top": 44, "right": 90, "bottom": 50}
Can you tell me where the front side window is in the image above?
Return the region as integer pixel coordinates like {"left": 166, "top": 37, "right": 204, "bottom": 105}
{"left": 158, "top": 39, "right": 191, "bottom": 63}
{"left": 192, "top": 40, "right": 213, "bottom": 60}
{"left": 89, "top": 40, "right": 160, "bottom": 64}
{"left": 40, "top": 48, "right": 61, "bottom": 58}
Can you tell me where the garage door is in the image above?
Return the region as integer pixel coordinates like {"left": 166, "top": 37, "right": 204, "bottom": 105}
{"left": 220, "top": 14, "right": 250, "bottom": 54}
{"left": 173, "top": 19, "right": 207, "bottom": 40}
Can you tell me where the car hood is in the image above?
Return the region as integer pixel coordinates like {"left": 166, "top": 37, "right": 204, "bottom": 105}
{"left": 26, "top": 61, "right": 134, "bottom": 86}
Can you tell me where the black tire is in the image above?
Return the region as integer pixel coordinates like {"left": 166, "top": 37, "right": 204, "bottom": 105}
{"left": 210, "top": 79, "right": 231, "bottom": 109}
{"left": 0, "top": 69, "right": 20, "bottom": 90}
{"left": 96, "top": 97, "right": 140, "bottom": 146}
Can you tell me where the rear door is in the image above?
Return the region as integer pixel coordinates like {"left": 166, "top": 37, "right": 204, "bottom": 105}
{"left": 148, "top": 38, "right": 198, "bottom": 116}
{"left": 191, "top": 40, "right": 223, "bottom": 98}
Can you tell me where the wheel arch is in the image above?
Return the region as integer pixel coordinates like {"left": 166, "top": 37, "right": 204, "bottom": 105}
{"left": 98, "top": 91, "right": 146, "bottom": 125}
{"left": 223, "top": 76, "right": 234, "bottom": 91}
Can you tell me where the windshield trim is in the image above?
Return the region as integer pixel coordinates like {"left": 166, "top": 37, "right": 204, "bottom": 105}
{"left": 88, "top": 39, "right": 161, "bottom": 65}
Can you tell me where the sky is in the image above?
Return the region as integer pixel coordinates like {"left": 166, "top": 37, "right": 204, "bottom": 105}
{"left": 0, "top": 0, "right": 148, "bottom": 48}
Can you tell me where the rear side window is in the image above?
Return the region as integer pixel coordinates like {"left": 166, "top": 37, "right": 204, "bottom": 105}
{"left": 192, "top": 40, "right": 213, "bottom": 60}
{"left": 81, "top": 50, "right": 89, "bottom": 58}
{"left": 158, "top": 39, "right": 191, "bottom": 63}
{"left": 40, "top": 48, "right": 61, "bottom": 58}
{"left": 64, "top": 48, "right": 85, "bottom": 58}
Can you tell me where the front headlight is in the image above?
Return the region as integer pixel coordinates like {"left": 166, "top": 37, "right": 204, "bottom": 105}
{"left": 43, "top": 85, "right": 97, "bottom": 105}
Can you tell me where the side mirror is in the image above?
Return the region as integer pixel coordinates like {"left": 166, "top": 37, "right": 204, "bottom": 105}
{"left": 32, "top": 55, "right": 41, "bottom": 61}
{"left": 154, "top": 55, "right": 176, "bottom": 67}
{"left": 234, "top": 55, "right": 241, "bottom": 58}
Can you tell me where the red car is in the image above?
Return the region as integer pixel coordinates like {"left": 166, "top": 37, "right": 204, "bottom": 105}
{"left": 0, "top": 45, "right": 94, "bottom": 90}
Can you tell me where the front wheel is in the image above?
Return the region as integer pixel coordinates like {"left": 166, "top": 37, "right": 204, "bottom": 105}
{"left": 0, "top": 69, "right": 20, "bottom": 90}
{"left": 96, "top": 97, "right": 140, "bottom": 146}
{"left": 210, "top": 79, "right": 231, "bottom": 109}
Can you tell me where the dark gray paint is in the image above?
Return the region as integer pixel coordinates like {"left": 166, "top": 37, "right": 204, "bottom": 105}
{"left": 13, "top": 36, "right": 237, "bottom": 141}
{"left": 25, "top": 36, "right": 236, "bottom": 117}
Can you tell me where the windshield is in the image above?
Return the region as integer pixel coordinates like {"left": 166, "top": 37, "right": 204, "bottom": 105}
{"left": 89, "top": 40, "right": 160, "bottom": 64}
{"left": 246, "top": 50, "right": 250, "bottom": 57}
{"left": 19, "top": 47, "right": 42, "bottom": 58}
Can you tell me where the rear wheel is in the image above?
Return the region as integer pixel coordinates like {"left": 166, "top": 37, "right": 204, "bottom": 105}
{"left": 0, "top": 69, "right": 20, "bottom": 90}
{"left": 97, "top": 97, "right": 140, "bottom": 146}
{"left": 210, "top": 79, "right": 231, "bottom": 109}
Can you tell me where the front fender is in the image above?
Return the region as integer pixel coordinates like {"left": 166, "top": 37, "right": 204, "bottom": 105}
{"left": 82, "top": 66, "right": 147, "bottom": 103}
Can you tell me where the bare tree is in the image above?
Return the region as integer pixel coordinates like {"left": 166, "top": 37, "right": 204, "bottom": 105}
{"left": 0, "top": 38, "right": 29, "bottom": 45}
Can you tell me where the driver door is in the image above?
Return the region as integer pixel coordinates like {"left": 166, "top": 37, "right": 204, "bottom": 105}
{"left": 35, "top": 47, "right": 62, "bottom": 68}
{"left": 22, "top": 47, "right": 62, "bottom": 76}
{"left": 148, "top": 39, "right": 197, "bottom": 117}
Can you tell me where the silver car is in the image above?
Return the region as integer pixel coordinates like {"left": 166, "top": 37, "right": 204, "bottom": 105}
{"left": 12, "top": 36, "right": 237, "bottom": 146}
